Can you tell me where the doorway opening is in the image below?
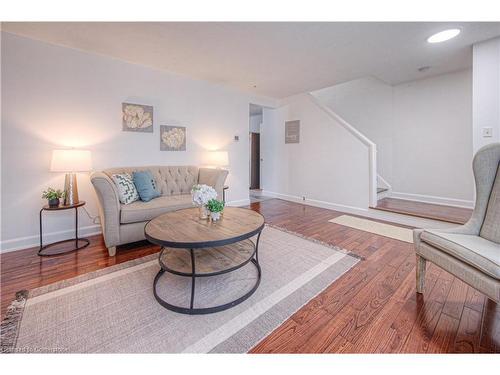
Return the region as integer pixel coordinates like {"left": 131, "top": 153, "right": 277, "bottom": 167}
{"left": 249, "top": 104, "right": 262, "bottom": 190}
{"left": 250, "top": 132, "right": 260, "bottom": 189}
{"left": 249, "top": 103, "right": 274, "bottom": 203}
{"left": 249, "top": 104, "right": 264, "bottom": 203}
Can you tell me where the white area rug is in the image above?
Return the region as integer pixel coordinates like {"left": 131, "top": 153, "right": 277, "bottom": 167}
{"left": 329, "top": 215, "right": 414, "bottom": 243}
{"left": 1, "top": 226, "right": 358, "bottom": 353}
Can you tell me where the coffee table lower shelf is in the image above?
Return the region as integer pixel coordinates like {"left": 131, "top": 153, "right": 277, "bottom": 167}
{"left": 153, "top": 235, "right": 262, "bottom": 315}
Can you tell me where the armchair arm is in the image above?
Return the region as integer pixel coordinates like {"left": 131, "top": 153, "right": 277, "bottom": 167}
{"left": 428, "top": 224, "right": 476, "bottom": 236}
{"left": 198, "top": 168, "right": 229, "bottom": 200}
{"left": 90, "top": 172, "right": 121, "bottom": 248}
{"left": 413, "top": 228, "right": 424, "bottom": 247}
{"left": 413, "top": 223, "right": 475, "bottom": 251}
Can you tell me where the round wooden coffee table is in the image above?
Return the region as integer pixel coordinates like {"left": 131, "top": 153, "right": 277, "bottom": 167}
{"left": 144, "top": 207, "right": 265, "bottom": 315}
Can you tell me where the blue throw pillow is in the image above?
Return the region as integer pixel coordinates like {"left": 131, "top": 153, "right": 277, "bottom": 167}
{"left": 132, "top": 170, "right": 161, "bottom": 202}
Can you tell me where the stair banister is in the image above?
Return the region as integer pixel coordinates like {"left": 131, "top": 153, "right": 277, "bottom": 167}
{"left": 307, "top": 93, "right": 378, "bottom": 207}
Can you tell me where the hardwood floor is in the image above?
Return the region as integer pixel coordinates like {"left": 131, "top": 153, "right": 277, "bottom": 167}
{"left": 1, "top": 199, "right": 498, "bottom": 353}
{"left": 374, "top": 197, "right": 473, "bottom": 225}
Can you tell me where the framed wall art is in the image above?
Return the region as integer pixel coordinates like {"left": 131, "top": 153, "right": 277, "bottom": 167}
{"left": 160, "top": 125, "right": 186, "bottom": 151}
{"left": 122, "top": 103, "right": 153, "bottom": 132}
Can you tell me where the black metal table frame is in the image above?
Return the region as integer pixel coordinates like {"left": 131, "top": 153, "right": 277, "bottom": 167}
{"left": 147, "top": 223, "right": 264, "bottom": 315}
{"left": 38, "top": 203, "right": 90, "bottom": 257}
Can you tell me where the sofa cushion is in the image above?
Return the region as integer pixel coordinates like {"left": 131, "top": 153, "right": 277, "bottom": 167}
{"left": 421, "top": 230, "right": 500, "bottom": 279}
{"left": 132, "top": 170, "right": 161, "bottom": 202}
{"left": 120, "top": 194, "right": 193, "bottom": 224}
{"left": 111, "top": 173, "right": 139, "bottom": 205}
{"left": 103, "top": 166, "right": 199, "bottom": 196}
{"left": 156, "top": 166, "right": 198, "bottom": 196}
{"left": 480, "top": 163, "right": 500, "bottom": 244}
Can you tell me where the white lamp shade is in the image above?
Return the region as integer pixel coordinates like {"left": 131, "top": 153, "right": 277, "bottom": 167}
{"left": 50, "top": 149, "right": 92, "bottom": 172}
{"left": 205, "top": 151, "right": 229, "bottom": 167}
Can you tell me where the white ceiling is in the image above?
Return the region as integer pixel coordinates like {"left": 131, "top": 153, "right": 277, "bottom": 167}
{"left": 3, "top": 22, "right": 500, "bottom": 98}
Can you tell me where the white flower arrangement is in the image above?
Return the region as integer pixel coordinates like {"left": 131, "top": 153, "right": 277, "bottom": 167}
{"left": 191, "top": 184, "right": 217, "bottom": 206}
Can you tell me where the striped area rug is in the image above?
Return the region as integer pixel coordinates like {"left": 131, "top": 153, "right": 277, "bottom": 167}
{"left": 1, "top": 226, "right": 358, "bottom": 353}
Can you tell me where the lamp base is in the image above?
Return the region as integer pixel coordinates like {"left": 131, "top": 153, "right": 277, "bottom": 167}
{"left": 63, "top": 173, "right": 79, "bottom": 205}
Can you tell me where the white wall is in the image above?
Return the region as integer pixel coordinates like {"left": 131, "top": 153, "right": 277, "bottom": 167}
{"left": 313, "top": 70, "right": 474, "bottom": 206}
{"left": 261, "top": 93, "right": 370, "bottom": 210}
{"left": 0, "top": 32, "right": 276, "bottom": 251}
{"left": 0, "top": 31, "right": 3, "bottom": 248}
{"left": 392, "top": 71, "right": 473, "bottom": 203}
{"left": 473, "top": 37, "right": 500, "bottom": 152}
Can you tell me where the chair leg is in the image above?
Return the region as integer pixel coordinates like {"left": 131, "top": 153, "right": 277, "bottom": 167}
{"left": 108, "top": 246, "right": 116, "bottom": 256}
{"left": 416, "top": 255, "right": 427, "bottom": 294}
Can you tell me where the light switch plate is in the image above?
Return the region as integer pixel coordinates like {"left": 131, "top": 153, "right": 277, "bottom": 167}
{"left": 482, "top": 127, "right": 493, "bottom": 137}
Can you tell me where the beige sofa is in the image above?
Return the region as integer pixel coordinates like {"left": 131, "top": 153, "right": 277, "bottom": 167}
{"left": 91, "top": 166, "right": 228, "bottom": 256}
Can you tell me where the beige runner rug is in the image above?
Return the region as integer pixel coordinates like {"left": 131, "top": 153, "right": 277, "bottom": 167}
{"left": 328, "top": 215, "right": 414, "bottom": 243}
{"left": 1, "top": 226, "right": 358, "bottom": 353}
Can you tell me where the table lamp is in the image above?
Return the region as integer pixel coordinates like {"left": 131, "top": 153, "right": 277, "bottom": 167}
{"left": 205, "top": 151, "right": 229, "bottom": 169}
{"left": 50, "top": 149, "right": 92, "bottom": 205}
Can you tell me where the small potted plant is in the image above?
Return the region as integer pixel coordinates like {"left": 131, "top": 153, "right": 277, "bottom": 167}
{"left": 207, "top": 199, "right": 225, "bottom": 222}
{"left": 42, "top": 188, "right": 65, "bottom": 207}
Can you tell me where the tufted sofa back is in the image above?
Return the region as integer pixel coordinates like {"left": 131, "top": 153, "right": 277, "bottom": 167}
{"left": 103, "top": 166, "right": 199, "bottom": 196}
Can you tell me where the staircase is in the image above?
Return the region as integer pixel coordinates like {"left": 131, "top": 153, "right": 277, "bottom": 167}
{"left": 375, "top": 174, "right": 392, "bottom": 202}
{"left": 308, "top": 93, "right": 378, "bottom": 207}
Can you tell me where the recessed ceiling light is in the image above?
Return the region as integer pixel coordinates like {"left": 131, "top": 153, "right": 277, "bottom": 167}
{"left": 427, "top": 29, "right": 461, "bottom": 43}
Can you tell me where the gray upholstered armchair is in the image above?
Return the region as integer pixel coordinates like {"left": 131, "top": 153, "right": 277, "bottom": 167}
{"left": 414, "top": 143, "right": 500, "bottom": 303}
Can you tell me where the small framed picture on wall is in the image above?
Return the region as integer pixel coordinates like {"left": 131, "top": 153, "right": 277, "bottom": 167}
{"left": 285, "top": 120, "right": 300, "bottom": 144}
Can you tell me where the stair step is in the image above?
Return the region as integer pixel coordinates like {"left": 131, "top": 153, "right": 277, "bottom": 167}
{"left": 373, "top": 198, "right": 472, "bottom": 224}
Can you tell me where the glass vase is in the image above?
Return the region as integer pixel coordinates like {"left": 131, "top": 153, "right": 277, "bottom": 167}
{"left": 198, "top": 205, "right": 209, "bottom": 220}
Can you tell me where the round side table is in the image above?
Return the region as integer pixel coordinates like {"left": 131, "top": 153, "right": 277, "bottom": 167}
{"left": 38, "top": 201, "right": 90, "bottom": 256}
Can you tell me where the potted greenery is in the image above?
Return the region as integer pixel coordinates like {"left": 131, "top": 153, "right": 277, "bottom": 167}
{"left": 206, "top": 199, "right": 225, "bottom": 222}
{"left": 42, "top": 188, "right": 65, "bottom": 207}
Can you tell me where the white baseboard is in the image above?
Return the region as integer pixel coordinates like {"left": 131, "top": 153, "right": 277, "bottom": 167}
{"left": 0, "top": 200, "right": 250, "bottom": 254}
{"left": 0, "top": 224, "right": 102, "bottom": 253}
{"left": 390, "top": 192, "right": 474, "bottom": 209}
{"left": 226, "top": 198, "right": 251, "bottom": 207}
{"left": 261, "top": 190, "right": 370, "bottom": 216}
{"left": 261, "top": 190, "right": 456, "bottom": 229}
{"left": 1, "top": 192, "right": 459, "bottom": 254}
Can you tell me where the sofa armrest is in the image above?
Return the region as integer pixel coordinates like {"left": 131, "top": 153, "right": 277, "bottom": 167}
{"left": 198, "top": 168, "right": 229, "bottom": 200}
{"left": 90, "top": 172, "right": 121, "bottom": 248}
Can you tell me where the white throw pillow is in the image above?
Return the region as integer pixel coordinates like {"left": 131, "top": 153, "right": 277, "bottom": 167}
{"left": 111, "top": 173, "right": 139, "bottom": 204}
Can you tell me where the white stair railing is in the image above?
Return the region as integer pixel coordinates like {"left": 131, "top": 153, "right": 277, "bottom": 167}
{"left": 307, "top": 93, "right": 378, "bottom": 207}
{"left": 377, "top": 174, "right": 392, "bottom": 192}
